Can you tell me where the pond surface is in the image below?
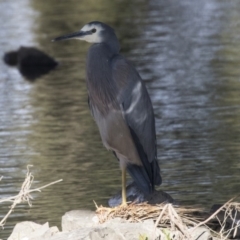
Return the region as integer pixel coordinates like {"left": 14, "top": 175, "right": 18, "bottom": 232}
{"left": 1, "top": 0, "right": 240, "bottom": 238}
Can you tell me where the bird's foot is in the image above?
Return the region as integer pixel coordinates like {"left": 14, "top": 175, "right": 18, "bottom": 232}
{"left": 119, "top": 201, "right": 128, "bottom": 208}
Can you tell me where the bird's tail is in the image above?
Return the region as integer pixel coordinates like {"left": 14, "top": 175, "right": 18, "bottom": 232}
{"left": 127, "top": 164, "right": 153, "bottom": 195}
{"left": 127, "top": 158, "right": 161, "bottom": 195}
{"left": 127, "top": 128, "right": 162, "bottom": 195}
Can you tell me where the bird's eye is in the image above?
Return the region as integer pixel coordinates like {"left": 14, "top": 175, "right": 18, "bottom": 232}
{"left": 91, "top": 28, "right": 96, "bottom": 33}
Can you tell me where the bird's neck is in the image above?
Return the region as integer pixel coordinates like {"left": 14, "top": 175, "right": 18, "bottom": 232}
{"left": 86, "top": 43, "right": 119, "bottom": 114}
{"left": 107, "top": 38, "right": 120, "bottom": 54}
{"left": 95, "top": 38, "right": 120, "bottom": 55}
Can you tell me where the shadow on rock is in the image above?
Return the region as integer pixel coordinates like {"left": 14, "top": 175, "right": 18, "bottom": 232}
{"left": 108, "top": 182, "right": 175, "bottom": 207}
{"left": 3, "top": 46, "right": 58, "bottom": 81}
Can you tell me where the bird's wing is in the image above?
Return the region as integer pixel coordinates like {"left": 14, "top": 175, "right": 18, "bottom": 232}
{"left": 88, "top": 97, "right": 95, "bottom": 118}
{"left": 111, "top": 55, "right": 157, "bottom": 164}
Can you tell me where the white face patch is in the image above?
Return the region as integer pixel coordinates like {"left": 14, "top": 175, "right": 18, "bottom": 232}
{"left": 79, "top": 23, "right": 103, "bottom": 43}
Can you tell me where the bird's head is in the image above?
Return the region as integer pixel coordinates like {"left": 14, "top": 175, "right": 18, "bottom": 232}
{"left": 53, "top": 21, "right": 116, "bottom": 44}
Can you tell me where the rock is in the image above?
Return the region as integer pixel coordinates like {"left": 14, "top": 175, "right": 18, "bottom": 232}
{"left": 108, "top": 182, "right": 145, "bottom": 207}
{"left": 89, "top": 227, "right": 124, "bottom": 240}
{"left": 8, "top": 221, "right": 59, "bottom": 240}
{"left": 158, "top": 226, "right": 212, "bottom": 240}
{"left": 62, "top": 210, "right": 98, "bottom": 231}
{"left": 42, "top": 226, "right": 59, "bottom": 238}
{"left": 146, "top": 190, "right": 175, "bottom": 205}
{"left": 62, "top": 210, "right": 161, "bottom": 240}
{"left": 9, "top": 209, "right": 222, "bottom": 240}
{"left": 102, "top": 218, "right": 161, "bottom": 240}
{"left": 159, "top": 228, "right": 181, "bottom": 240}
{"left": 7, "top": 216, "right": 161, "bottom": 240}
{"left": 3, "top": 46, "right": 58, "bottom": 80}
{"left": 3, "top": 50, "right": 18, "bottom": 66}
{"left": 189, "top": 226, "right": 212, "bottom": 240}
{"left": 108, "top": 181, "right": 175, "bottom": 207}
{"left": 32, "top": 228, "right": 93, "bottom": 240}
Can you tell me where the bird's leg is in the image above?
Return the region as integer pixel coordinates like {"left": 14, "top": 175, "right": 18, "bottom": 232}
{"left": 121, "top": 167, "right": 127, "bottom": 206}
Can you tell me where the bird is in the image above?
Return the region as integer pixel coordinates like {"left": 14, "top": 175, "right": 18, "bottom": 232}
{"left": 53, "top": 21, "right": 162, "bottom": 206}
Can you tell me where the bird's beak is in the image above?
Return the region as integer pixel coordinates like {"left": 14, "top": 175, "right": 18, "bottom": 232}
{"left": 52, "top": 31, "right": 90, "bottom": 42}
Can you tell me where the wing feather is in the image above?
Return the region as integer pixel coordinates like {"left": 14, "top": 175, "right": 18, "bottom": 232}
{"left": 111, "top": 55, "right": 162, "bottom": 190}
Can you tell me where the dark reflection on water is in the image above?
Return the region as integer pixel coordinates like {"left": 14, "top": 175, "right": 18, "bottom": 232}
{"left": 1, "top": 0, "right": 240, "bottom": 238}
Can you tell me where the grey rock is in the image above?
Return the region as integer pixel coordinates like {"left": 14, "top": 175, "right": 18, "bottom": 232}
{"left": 89, "top": 227, "right": 124, "bottom": 240}
{"left": 8, "top": 221, "right": 59, "bottom": 240}
{"left": 61, "top": 210, "right": 160, "bottom": 240}
{"left": 35, "top": 228, "right": 93, "bottom": 240}
{"left": 3, "top": 47, "right": 58, "bottom": 81}
{"left": 189, "top": 226, "right": 212, "bottom": 240}
{"left": 62, "top": 210, "right": 98, "bottom": 231}
{"left": 102, "top": 219, "right": 160, "bottom": 240}
{"left": 108, "top": 182, "right": 175, "bottom": 207}
{"left": 42, "top": 226, "right": 59, "bottom": 238}
{"left": 8, "top": 216, "right": 157, "bottom": 239}
{"left": 8, "top": 210, "right": 217, "bottom": 240}
{"left": 32, "top": 227, "right": 123, "bottom": 240}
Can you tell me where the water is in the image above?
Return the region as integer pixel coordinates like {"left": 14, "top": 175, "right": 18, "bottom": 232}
{"left": 1, "top": 0, "right": 240, "bottom": 238}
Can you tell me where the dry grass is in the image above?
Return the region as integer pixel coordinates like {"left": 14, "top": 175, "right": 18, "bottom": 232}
{"left": 96, "top": 202, "right": 204, "bottom": 239}
{"left": 96, "top": 198, "right": 240, "bottom": 240}
{"left": 0, "top": 165, "right": 62, "bottom": 228}
{"left": 213, "top": 200, "right": 240, "bottom": 239}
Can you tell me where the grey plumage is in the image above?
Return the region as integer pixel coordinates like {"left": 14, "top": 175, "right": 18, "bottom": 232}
{"left": 53, "top": 21, "right": 162, "bottom": 202}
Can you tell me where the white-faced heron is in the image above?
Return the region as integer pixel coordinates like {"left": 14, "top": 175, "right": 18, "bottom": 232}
{"left": 53, "top": 21, "right": 162, "bottom": 206}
